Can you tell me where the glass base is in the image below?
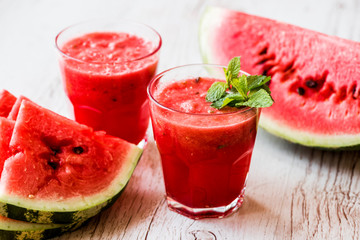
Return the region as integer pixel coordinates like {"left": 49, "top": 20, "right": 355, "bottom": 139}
{"left": 166, "top": 188, "right": 246, "bottom": 219}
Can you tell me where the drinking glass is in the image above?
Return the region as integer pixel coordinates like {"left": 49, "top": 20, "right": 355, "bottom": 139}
{"left": 56, "top": 20, "right": 161, "bottom": 144}
{"left": 148, "top": 64, "right": 260, "bottom": 219}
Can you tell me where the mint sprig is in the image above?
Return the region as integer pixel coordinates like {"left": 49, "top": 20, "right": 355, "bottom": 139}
{"left": 206, "top": 57, "right": 274, "bottom": 109}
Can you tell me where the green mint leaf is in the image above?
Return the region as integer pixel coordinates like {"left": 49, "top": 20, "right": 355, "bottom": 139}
{"left": 211, "top": 93, "right": 246, "bottom": 109}
{"left": 224, "top": 57, "right": 240, "bottom": 87}
{"left": 247, "top": 75, "right": 271, "bottom": 90}
{"left": 205, "top": 81, "right": 227, "bottom": 102}
{"left": 211, "top": 97, "right": 234, "bottom": 109}
{"left": 223, "top": 68, "right": 230, "bottom": 88}
{"left": 230, "top": 74, "right": 248, "bottom": 99}
{"left": 211, "top": 99, "right": 224, "bottom": 109}
{"left": 226, "top": 92, "right": 246, "bottom": 101}
{"left": 205, "top": 56, "right": 274, "bottom": 110}
{"left": 236, "top": 88, "right": 273, "bottom": 108}
{"left": 227, "top": 57, "right": 241, "bottom": 79}
{"left": 249, "top": 84, "right": 270, "bottom": 96}
{"left": 262, "top": 84, "right": 271, "bottom": 94}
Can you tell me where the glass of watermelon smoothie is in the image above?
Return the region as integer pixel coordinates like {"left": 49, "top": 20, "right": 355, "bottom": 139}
{"left": 55, "top": 20, "right": 161, "bottom": 145}
{"left": 148, "top": 64, "right": 260, "bottom": 219}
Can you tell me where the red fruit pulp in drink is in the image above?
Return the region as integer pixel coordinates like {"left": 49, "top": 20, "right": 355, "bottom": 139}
{"left": 59, "top": 32, "right": 159, "bottom": 144}
{"left": 151, "top": 77, "right": 258, "bottom": 210}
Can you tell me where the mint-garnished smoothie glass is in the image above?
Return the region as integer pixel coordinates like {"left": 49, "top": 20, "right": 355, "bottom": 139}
{"left": 148, "top": 60, "right": 271, "bottom": 219}
{"left": 56, "top": 20, "right": 161, "bottom": 145}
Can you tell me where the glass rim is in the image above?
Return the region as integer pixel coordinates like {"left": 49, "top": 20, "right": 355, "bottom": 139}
{"left": 147, "top": 63, "right": 256, "bottom": 117}
{"left": 55, "top": 19, "right": 162, "bottom": 64}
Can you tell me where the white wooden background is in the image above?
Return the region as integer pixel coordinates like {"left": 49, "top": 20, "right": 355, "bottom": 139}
{"left": 1, "top": 0, "right": 360, "bottom": 239}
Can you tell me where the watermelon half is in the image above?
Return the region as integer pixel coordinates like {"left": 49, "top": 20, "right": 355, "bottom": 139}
{"left": 199, "top": 6, "right": 360, "bottom": 149}
{"left": 0, "top": 99, "right": 142, "bottom": 224}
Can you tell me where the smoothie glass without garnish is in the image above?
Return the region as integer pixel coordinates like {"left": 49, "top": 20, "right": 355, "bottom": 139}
{"left": 147, "top": 64, "right": 260, "bottom": 219}
{"left": 55, "top": 20, "right": 161, "bottom": 145}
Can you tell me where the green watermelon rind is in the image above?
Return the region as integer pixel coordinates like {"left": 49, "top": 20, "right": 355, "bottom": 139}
{"left": 260, "top": 115, "right": 360, "bottom": 149}
{"left": 0, "top": 146, "right": 142, "bottom": 224}
{"left": 199, "top": 6, "right": 224, "bottom": 66}
{"left": 0, "top": 216, "right": 87, "bottom": 240}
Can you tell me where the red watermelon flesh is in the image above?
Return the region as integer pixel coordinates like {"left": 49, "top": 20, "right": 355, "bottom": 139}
{"left": 2, "top": 100, "right": 137, "bottom": 200}
{"left": 200, "top": 7, "right": 360, "bottom": 148}
{"left": 7, "top": 95, "right": 30, "bottom": 121}
{"left": 0, "top": 118, "right": 14, "bottom": 177}
{"left": 0, "top": 90, "right": 16, "bottom": 118}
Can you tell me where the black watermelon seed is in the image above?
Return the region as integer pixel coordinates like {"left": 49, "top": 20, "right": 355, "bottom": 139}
{"left": 195, "top": 77, "right": 201, "bottom": 83}
{"left": 305, "top": 80, "right": 317, "bottom": 88}
{"left": 297, "top": 87, "right": 305, "bottom": 96}
{"left": 259, "top": 47, "right": 268, "bottom": 55}
{"left": 50, "top": 147, "right": 61, "bottom": 155}
{"left": 73, "top": 146, "right": 84, "bottom": 154}
{"left": 47, "top": 157, "right": 60, "bottom": 170}
{"left": 48, "top": 161, "right": 59, "bottom": 170}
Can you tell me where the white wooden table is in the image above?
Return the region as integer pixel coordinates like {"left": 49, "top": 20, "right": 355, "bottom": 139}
{"left": 1, "top": 0, "right": 360, "bottom": 239}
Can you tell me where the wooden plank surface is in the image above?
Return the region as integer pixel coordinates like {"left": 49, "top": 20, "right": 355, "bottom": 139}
{"left": 0, "top": 0, "right": 360, "bottom": 239}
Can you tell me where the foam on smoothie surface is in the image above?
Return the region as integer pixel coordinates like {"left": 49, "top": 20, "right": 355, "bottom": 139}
{"left": 155, "top": 77, "right": 239, "bottom": 114}
{"left": 61, "top": 32, "right": 155, "bottom": 74}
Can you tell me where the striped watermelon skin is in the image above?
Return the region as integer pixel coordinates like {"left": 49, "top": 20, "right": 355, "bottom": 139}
{"left": 199, "top": 7, "right": 360, "bottom": 148}
{"left": 0, "top": 185, "right": 123, "bottom": 224}
{"left": 0, "top": 215, "right": 87, "bottom": 240}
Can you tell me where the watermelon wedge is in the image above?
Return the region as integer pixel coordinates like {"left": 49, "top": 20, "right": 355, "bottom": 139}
{"left": 199, "top": 6, "right": 360, "bottom": 148}
{"left": 0, "top": 215, "right": 86, "bottom": 240}
{"left": 7, "top": 95, "right": 30, "bottom": 121}
{"left": 0, "top": 99, "right": 142, "bottom": 224}
{"left": 0, "top": 90, "right": 16, "bottom": 118}
{"left": 0, "top": 118, "right": 14, "bottom": 178}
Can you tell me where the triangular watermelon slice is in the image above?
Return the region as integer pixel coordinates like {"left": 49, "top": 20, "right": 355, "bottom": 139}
{"left": 7, "top": 95, "right": 30, "bottom": 120}
{"left": 0, "top": 90, "right": 16, "bottom": 118}
{"left": 200, "top": 7, "right": 360, "bottom": 148}
{"left": 0, "top": 102, "right": 87, "bottom": 238}
{"left": 0, "top": 100, "right": 142, "bottom": 224}
{"left": 0, "top": 117, "right": 14, "bottom": 178}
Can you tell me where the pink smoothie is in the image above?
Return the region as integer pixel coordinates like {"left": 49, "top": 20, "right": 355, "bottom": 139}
{"left": 59, "top": 32, "right": 159, "bottom": 144}
{"left": 150, "top": 77, "right": 259, "bottom": 217}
